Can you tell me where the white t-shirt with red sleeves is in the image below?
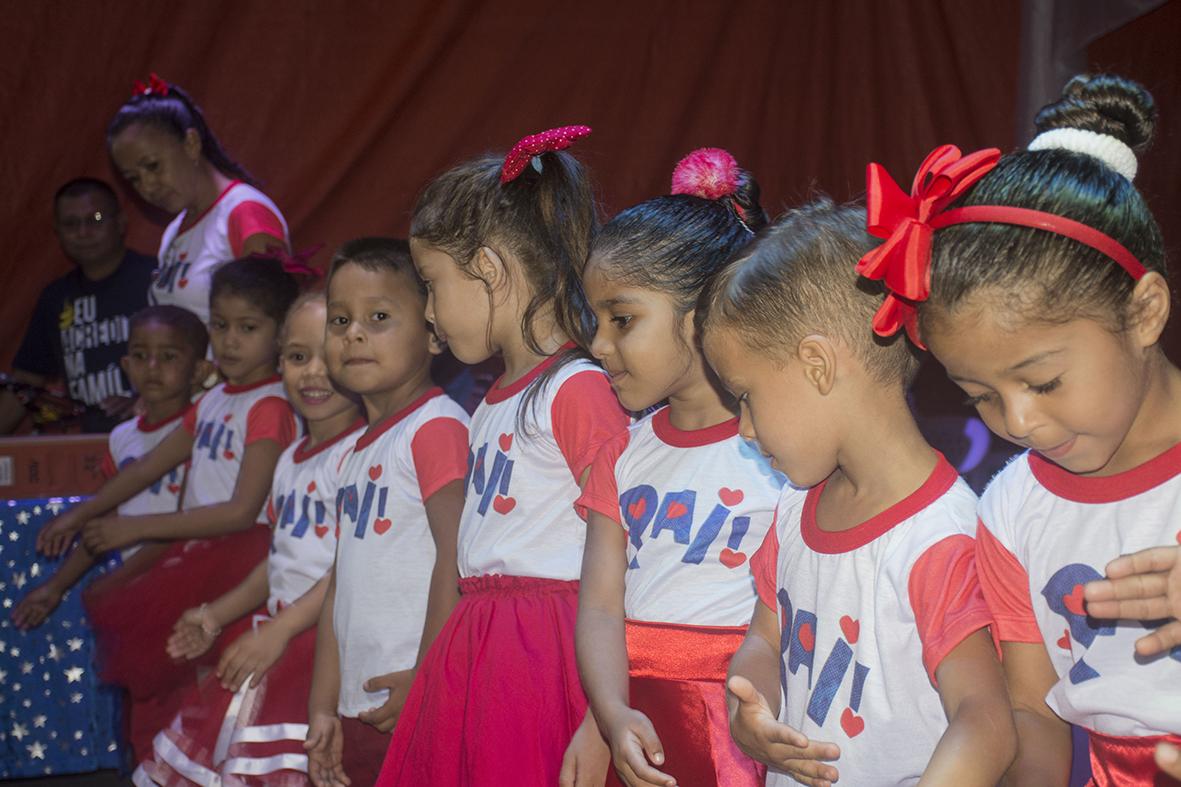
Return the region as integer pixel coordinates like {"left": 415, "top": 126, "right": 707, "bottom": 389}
{"left": 977, "top": 448, "right": 1181, "bottom": 738}
{"left": 457, "top": 351, "right": 630, "bottom": 581}
{"left": 752, "top": 457, "right": 991, "bottom": 786}
{"left": 576, "top": 406, "right": 784, "bottom": 626}
{"left": 181, "top": 376, "right": 298, "bottom": 521}
{"left": 265, "top": 419, "right": 364, "bottom": 616}
{"left": 332, "top": 388, "right": 469, "bottom": 718}
{"left": 150, "top": 181, "right": 288, "bottom": 325}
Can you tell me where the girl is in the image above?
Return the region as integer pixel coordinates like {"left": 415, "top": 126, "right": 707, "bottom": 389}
{"left": 704, "top": 201, "right": 1014, "bottom": 786}
{"left": 134, "top": 292, "right": 363, "bottom": 785}
{"left": 108, "top": 73, "right": 289, "bottom": 326}
{"left": 375, "top": 127, "right": 629, "bottom": 787}
{"left": 858, "top": 73, "right": 1181, "bottom": 784}
{"left": 36, "top": 258, "right": 300, "bottom": 758}
{"left": 568, "top": 148, "right": 780, "bottom": 787}
{"left": 305, "top": 238, "right": 470, "bottom": 787}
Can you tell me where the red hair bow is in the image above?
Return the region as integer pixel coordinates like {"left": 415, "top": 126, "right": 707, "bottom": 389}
{"left": 250, "top": 243, "right": 326, "bottom": 281}
{"left": 500, "top": 125, "right": 592, "bottom": 184}
{"left": 132, "top": 73, "right": 170, "bottom": 98}
{"left": 856, "top": 145, "right": 1001, "bottom": 348}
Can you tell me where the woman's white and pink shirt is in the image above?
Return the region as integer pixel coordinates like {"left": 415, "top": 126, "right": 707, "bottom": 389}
{"left": 457, "top": 352, "right": 629, "bottom": 581}
{"left": 332, "top": 388, "right": 469, "bottom": 717}
{"left": 577, "top": 407, "right": 783, "bottom": 626}
{"left": 977, "top": 447, "right": 1181, "bottom": 738}
{"left": 752, "top": 457, "right": 992, "bottom": 785}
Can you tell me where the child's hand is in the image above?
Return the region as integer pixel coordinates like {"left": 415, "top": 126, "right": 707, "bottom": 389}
{"left": 166, "top": 606, "right": 219, "bottom": 661}
{"left": 559, "top": 710, "right": 611, "bottom": 787}
{"left": 727, "top": 676, "right": 840, "bottom": 786}
{"left": 1085, "top": 545, "right": 1181, "bottom": 656}
{"left": 11, "top": 583, "right": 64, "bottom": 629}
{"left": 81, "top": 515, "right": 137, "bottom": 554}
{"left": 1157, "top": 742, "right": 1181, "bottom": 780}
{"left": 217, "top": 624, "right": 288, "bottom": 691}
{"left": 37, "top": 509, "right": 85, "bottom": 556}
{"left": 305, "top": 712, "right": 350, "bottom": 787}
{"left": 601, "top": 706, "right": 676, "bottom": 787}
{"left": 357, "top": 668, "right": 415, "bottom": 732}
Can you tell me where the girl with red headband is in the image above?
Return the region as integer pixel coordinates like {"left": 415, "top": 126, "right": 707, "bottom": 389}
{"left": 859, "top": 73, "right": 1181, "bottom": 785}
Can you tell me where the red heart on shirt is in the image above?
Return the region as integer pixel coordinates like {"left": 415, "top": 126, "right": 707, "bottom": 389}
{"left": 223, "top": 413, "right": 232, "bottom": 423}
{"left": 719, "top": 548, "right": 747, "bottom": 568}
{"left": 223, "top": 450, "right": 235, "bottom": 460}
{"left": 314, "top": 525, "right": 329, "bottom": 538}
{"left": 666, "top": 501, "right": 688, "bottom": 519}
{"left": 179, "top": 252, "right": 188, "bottom": 260}
{"left": 373, "top": 518, "right": 392, "bottom": 535}
{"left": 1057, "top": 629, "right": 1071, "bottom": 650}
{"left": 167, "top": 483, "right": 180, "bottom": 495}
{"left": 493, "top": 495, "right": 516, "bottom": 515}
{"left": 626, "top": 498, "right": 647, "bottom": 521}
{"left": 1062, "top": 584, "right": 1086, "bottom": 616}
{"left": 840, "top": 707, "right": 865, "bottom": 738}
{"left": 798, "top": 622, "right": 815, "bottom": 653}
{"left": 368, "top": 464, "right": 383, "bottom": 481}
{"left": 307, "top": 481, "right": 317, "bottom": 494}
{"left": 719, "top": 487, "right": 744, "bottom": 507}
{"left": 840, "top": 615, "right": 860, "bottom": 645}
{"left": 335, "top": 523, "right": 341, "bottom": 539}
{"left": 499, "top": 433, "right": 513, "bottom": 453}
{"left": 1175, "top": 529, "right": 1181, "bottom": 545}
{"left": 178, "top": 278, "right": 189, "bottom": 289}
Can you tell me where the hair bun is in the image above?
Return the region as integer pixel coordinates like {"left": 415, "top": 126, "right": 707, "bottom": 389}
{"left": 1035, "top": 73, "right": 1156, "bottom": 153}
{"left": 671, "top": 148, "right": 741, "bottom": 200}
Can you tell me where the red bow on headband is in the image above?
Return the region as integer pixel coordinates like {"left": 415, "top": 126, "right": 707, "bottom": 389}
{"left": 500, "top": 125, "right": 592, "bottom": 184}
{"left": 250, "top": 243, "right": 326, "bottom": 280}
{"left": 855, "top": 145, "right": 1001, "bottom": 348}
{"left": 132, "top": 73, "right": 170, "bottom": 98}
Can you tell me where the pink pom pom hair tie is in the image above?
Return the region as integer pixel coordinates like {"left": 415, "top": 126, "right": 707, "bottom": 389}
{"left": 670, "top": 147, "right": 753, "bottom": 232}
{"left": 500, "top": 125, "right": 593, "bottom": 184}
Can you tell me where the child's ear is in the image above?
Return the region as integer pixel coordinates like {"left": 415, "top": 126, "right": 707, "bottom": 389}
{"left": 190, "top": 358, "right": 215, "bottom": 389}
{"left": 183, "top": 128, "right": 202, "bottom": 164}
{"left": 796, "top": 335, "right": 837, "bottom": 396}
{"left": 427, "top": 326, "right": 447, "bottom": 357}
{"left": 1128, "top": 271, "right": 1170, "bottom": 349}
{"left": 474, "top": 246, "right": 509, "bottom": 294}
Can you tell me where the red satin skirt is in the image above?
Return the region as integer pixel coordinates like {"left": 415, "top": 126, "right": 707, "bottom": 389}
{"left": 1087, "top": 728, "right": 1181, "bottom": 786}
{"left": 605, "top": 620, "right": 764, "bottom": 787}
{"left": 376, "top": 575, "right": 586, "bottom": 787}
{"left": 132, "top": 614, "right": 316, "bottom": 786}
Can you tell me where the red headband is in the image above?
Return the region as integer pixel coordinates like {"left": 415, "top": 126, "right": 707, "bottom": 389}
{"left": 132, "top": 73, "right": 170, "bottom": 98}
{"left": 500, "top": 125, "right": 592, "bottom": 184}
{"left": 856, "top": 144, "right": 1146, "bottom": 349}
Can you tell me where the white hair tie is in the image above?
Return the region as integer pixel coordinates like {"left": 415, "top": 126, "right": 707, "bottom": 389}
{"left": 1028, "top": 128, "right": 1138, "bottom": 182}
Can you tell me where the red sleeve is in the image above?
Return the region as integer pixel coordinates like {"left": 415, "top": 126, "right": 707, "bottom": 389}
{"left": 574, "top": 429, "right": 630, "bottom": 524}
{"left": 226, "top": 201, "right": 286, "bottom": 257}
{"left": 550, "top": 370, "right": 629, "bottom": 482}
{"left": 751, "top": 516, "right": 780, "bottom": 610}
{"left": 908, "top": 534, "right": 996, "bottom": 685}
{"left": 182, "top": 400, "right": 201, "bottom": 436}
{"left": 975, "top": 520, "right": 1042, "bottom": 644}
{"left": 410, "top": 417, "right": 469, "bottom": 501}
{"left": 100, "top": 448, "right": 118, "bottom": 480}
{"left": 245, "top": 396, "right": 298, "bottom": 448}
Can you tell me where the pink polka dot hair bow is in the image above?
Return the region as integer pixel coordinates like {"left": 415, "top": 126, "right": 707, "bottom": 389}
{"left": 500, "top": 125, "right": 593, "bottom": 184}
{"left": 132, "top": 73, "right": 170, "bottom": 98}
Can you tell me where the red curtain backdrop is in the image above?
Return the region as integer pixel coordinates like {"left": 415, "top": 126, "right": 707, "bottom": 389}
{"left": 2, "top": 0, "right": 1177, "bottom": 411}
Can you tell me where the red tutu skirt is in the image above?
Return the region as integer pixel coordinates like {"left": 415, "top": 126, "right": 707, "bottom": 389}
{"left": 603, "top": 620, "right": 764, "bottom": 787}
{"left": 132, "top": 612, "right": 316, "bottom": 786}
{"left": 1087, "top": 729, "right": 1181, "bottom": 786}
{"left": 340, "top": 716, "right": 391, "bottom": 786}
{"left": 376, "top": 575, "right": 586, "bottom": 787}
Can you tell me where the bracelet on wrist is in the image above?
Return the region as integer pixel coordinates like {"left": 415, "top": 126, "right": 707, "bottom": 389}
{"left": 198, "top": 603, "right": 222, "bottom": 638}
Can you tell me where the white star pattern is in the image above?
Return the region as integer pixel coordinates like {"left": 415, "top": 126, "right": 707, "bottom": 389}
{"left": 15, "top": 511, "right": 29, "bottom": 525}
{"left": 27, "top": 741, "right": 45, "bottom": 760}
{"left": 47, "top": 644, "right": 60, "bottom": 662}
{"left": 20, "top": 662, "right": 33, "bottom": 674}
{"left": 11, "top": 722, "right": 28, "bottom": 740}
{"left": 64, "top": 667, "right": 83, "bottom": 683}
{"left": 69, "top": 693, "right": 82, "bottom": 704}
{"left": 66, "top": 638, "right": 83, "bottom": 652}
{"left": 13, "top": 572, "right": 25, "bottom": 589}
{"left": 32, "top": 715, "right": 46, "bottom": 728}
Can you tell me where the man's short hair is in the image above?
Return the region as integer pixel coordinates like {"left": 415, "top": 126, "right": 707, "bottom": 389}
{"left": 54, "top": 178, "right": 119, "bottom": 211}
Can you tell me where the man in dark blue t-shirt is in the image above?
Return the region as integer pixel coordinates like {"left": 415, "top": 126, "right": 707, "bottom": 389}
{"left": 0, "top": 178, "right": 157, "bottom": 433}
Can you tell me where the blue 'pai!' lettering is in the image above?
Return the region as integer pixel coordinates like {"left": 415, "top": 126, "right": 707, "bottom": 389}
{"left": 468, "top": 442, "right": 513, "bottom": 516}
{"left": 335, "top": 481, "right": 390, "bottom": 538}
{"left": 195, "top": 420, "right": 234, "bottom": 462}
{"left": 619, "top": 485, "right": 754, "bottom": 567}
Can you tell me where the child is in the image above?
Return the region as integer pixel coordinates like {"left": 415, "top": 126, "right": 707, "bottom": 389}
{"left": 861, "top": 73, "right": 1181, "bottom": 784}
{"left": 36, "top": 258, "right": 300, "bottom": 758}
{"left": 304, "top": 238, "right": 470, "bottom": 787}
{"left": 134, "top": 292, "right": 364, "bottom": 785}
{"left": 375, "top": 128, "right": 629, "bottom": 787}
{"left": 702, "top": 200, "right": 1015, "bottom": 786}
{"left": 107, "top": 73, "right": 289, "bottom": 326}
{"left": 11, "top": 305, "right": 209, "bottom": 630}
{"left": 569, "top": 148, "right": 780, "bottom": 787}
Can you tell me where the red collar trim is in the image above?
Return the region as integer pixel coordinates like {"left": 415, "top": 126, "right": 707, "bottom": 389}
{"left": 650, "top": 406, "right": 738, "bottom": 447}
{"left": 1029, "top": 443, "right": 1181, "bottom": 503}
{"left": 178, "top": 180, "right": 242, "bottom": 234}
{"left": 137, "top": 406, "right": 189, "bottom": 433}
{"left": 223, "top": 374, "right": 281, "bottom": 394}
{"left": 801, "top": 453, "right": 957, "bottom": 554}
{"left": 355, "top": 388, "right": 444, "bottom": 450}
{"left": 484, "top": 343, "right": 577, "bottom": 404}
{"left": 293, "top": 417, "right": 365, "bottom": 464}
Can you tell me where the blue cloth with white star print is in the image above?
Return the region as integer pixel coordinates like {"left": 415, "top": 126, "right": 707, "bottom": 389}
{"left": 0, "top": 497, "right": 125, "bottom": 778}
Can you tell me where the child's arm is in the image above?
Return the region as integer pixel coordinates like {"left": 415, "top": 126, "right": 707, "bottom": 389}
{"left": 576, "top": 510, "right": 674, "bottom": 787}
{"left": 727, "top": 601, "right": 841, "bottom": 785}
{"left": 1085, "top": 544, "right": 1181, "bottom": 656}
{"left": 167, "top": 559, "right": 270, "bottom": 662}
{"left": 36, "top": 427, "right": 193, "bottom": 556}
{"left": 997, "top": 642, "right": 1072, "bottom": 785}
{"left": 356, "top": 478, "right": 464, "bottom": 732}
{"left": 81, "top": 438, "right": 284, "bottom": 553}
{"left": 10, "top": 545, "right": 97, "bottom": 629}
{"left": 306, "top": 567, "right": 349, "bottom": 787}
{"left": 919, "top": 629, "right": 1016, "bottom": 785}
